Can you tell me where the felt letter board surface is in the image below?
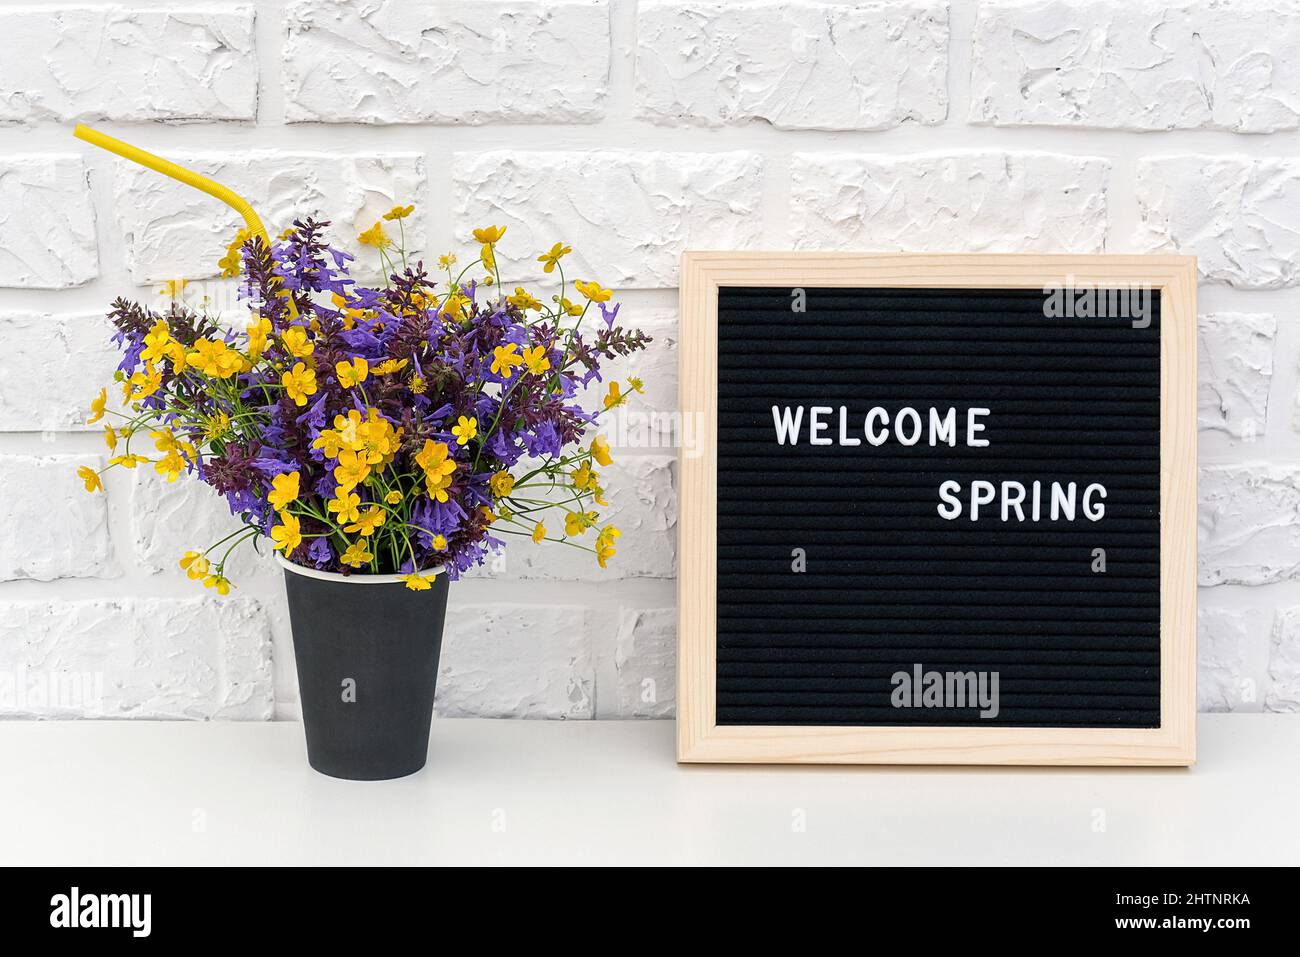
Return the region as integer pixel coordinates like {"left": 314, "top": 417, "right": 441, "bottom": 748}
{"left": 677, "top": 254, "right": 1197, "bottom": 766}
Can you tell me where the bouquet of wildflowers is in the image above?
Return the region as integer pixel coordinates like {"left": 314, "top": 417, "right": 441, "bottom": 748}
{"left": 80, "top": 209, "right": 650, "bottom": 592}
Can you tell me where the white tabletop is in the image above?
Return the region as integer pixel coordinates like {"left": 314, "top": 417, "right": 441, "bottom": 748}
{"left": 0, "top": 715, "right": 1295, "bottom": 866}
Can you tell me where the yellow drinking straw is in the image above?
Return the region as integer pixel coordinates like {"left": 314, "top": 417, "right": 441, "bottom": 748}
{"left": 73, "top": 124, "right": 299, "bottom": 319}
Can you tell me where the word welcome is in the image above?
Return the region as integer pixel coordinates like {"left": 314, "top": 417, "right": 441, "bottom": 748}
{"left": 772, "top": 405, "right": 989, "bottom": 447}
{"left": 50, "top": 887, "right": 151, "bottom": 938}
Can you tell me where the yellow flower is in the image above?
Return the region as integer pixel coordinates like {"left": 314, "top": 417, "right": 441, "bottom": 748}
{"left": 202, "top": 573, "right": 232, "bottom": 596}
{"left": 531, "top": 521, "right": 546, "bottom": 544}
{"left": 558, "top": 297, "right": 583, "bottom": 317}
{"left": 565, "top": 510, "right": 598, "bottom": 536}
{"left": 140, "top": 320, "right": 174, "bottom": 365}
{"left": 246, "top": 317, "right": 271, "bottom": 361}
{"left": 268, "top": 471, "right": 300, "bottom": 510}
{"left": 451, "top": 415, "right": 477, "bottom": 446}
{"left": 333, "top": 449, "right": 370, "bottom": 490}
{"left": 345, "top": 506, "right": 386, "bottom": 537}
{"left": 271, "top": 511, "right": 302, "bottom": 553}
{"left": 508, "top": 287, "right": 542, "bottom": 311}
{"left": 443, "top": 292, "right": 469, "bottom": 318}
{"left": 489, "top": 470, "right": 515, "bottom": 498}
{"left": 490, "top": 344, "right": 524, "bottom": 380}
{"left": 431, "top": 534, "right": 448, "bottom": 551}
{"left": 415, "top": 439, "right": 457, "bottom": 501}
{"left": 480, "top": 244, "right": 496, "bottom": 272}
{"left": 522, "top": 345, "right": 551, "bottom": 376}
{"left": 218, "top": 228, "right": 250, "bottom": 278}
{"left": 340, "top": 540, "right": 374, "bottom": 568}
{"left": 155, "top": 450, "right": 186, "bottom": 482}
{"left": 282, "top": 362, "right": 318, "bottom": 407}
{"left": 157, "top": 278, "right": 188, "bottom": 299}
{"left": 402, "top": 572, "right": 434, "bottom": 591}
{"left": 327, "top": 491, "right": 362, "bottom": 525}
{"left": 596, "top": 525, "right": 621, "bottom": 568}
{"left": 571, "top": 463, "right": 595, "bottom": 490}
{"left": 122, "top": 365, "right": 163, "bottom": 403}
{"left": 437, "top": 253, "right": 457, "bottom": 270}
{"left": 537, "top": 242, "right": 572, "bottom": 274}
{"left": 103, "top": 425, "right": 118, "bottom": 452}
{"left": 472, "top": 225, "right": 507, "bottom": 244}
{"left": 384, "top": 490, "right": 403, "bottom": 505}
{"left": 382, "top": 204, "right": 415, "bottom": 221}
{"left": 281, "top": 326, "right": 314, "bottom": 358}
{"left": 590, "top": 435, "right": 612, "bottom": 467}
{"left": 77, "top": 465, "right": 103, "bottom": 493}
{"left": 358, "top": 222, "right": 392, "bottom": 248}
{"left": 479, "top": 506, "right": 497, "bottom": 525}
{"left": 179, "top": 551, "right": 207, "bottom": 579}
{"left": 88, "top": 388, "right": 107, "bottom": 424}
{"left": 628, "top": 376, "right": 645, "bottom": 394}
{"left": 574, "top": 279, "right": 612, "bottom": 303}
{"left": 373, "top": 358, "right": 409, "bottom": 376}
{"left": 189, "top": 339, "right": 242, "bottom": 379}
{"left": 408, "top": 373, "right": 427, "bottom": 395}
{"left": 109, "top": 454, "right": 148, "bottom": 469}
{"left": 335, "top": 357, "right": 369, "bottom": 389}
{"left": 603, "top": 381, "right": 626, "bottom": 410}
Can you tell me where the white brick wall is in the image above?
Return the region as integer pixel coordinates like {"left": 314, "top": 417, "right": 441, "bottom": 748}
{"left": 2, "top": 0, "right": 1298, "bottom": 721}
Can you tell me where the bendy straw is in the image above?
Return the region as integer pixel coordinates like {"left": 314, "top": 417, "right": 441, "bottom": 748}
{"left": 72, "top": 124, "right": 299, "bottom": 319}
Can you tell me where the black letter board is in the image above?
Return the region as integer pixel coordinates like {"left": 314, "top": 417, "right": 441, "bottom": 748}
{"left": 678, "top": 254, "right": 1197, "bottom": 766}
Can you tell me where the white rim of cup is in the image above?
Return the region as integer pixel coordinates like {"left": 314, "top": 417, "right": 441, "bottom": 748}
{"left": 274, "top": 552, "right": 447, "bottom": 584}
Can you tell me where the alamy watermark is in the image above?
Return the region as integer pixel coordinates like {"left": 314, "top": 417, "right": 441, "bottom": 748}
{"left": 891, "top": 664, "right": 1000, "bottom": 719}
{"left": 1042, "top": 275, "right": 1153, "bottom": 329}
{"left": 0, "top": 666, "right": 105, "bottom": 714}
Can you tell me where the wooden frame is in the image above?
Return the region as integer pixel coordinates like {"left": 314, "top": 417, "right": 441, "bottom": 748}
{"left": 677, "top": 252, "right": 1197, "bottom": 766}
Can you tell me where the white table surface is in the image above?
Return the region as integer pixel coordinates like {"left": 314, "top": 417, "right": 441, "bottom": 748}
{"left": 0, "top": 715, "right": 1296, "bottom": 866}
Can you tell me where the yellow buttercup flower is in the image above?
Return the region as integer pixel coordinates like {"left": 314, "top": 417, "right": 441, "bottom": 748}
{"left": 437, "top": 253, "right": 457, "bottom": 270}
{"left": 335, "top": 357, "right": 369, "bottom": 389}
{"left": 281, "top": 326, "right": 314, "bottom": 359}
{"left": 537, "top": 242, "right": 571, "bottom": 274}
{"left": 271, "top": 511, "right": 302, "bottom": 553}
{"left": 596, "top": 525, "right": 621, "bottom": 568}
{"left": 189, "top": 339, "right": 242, "bottom": 379}
{"left": 431, "top": 534, "right": 448, "bottom": 551}
{"left": 202, "top": 573, "right": 232, "bottom": 596}
{"left": 140, "top": 320, "right": 174, "bottom": 366}
{"left": 574, "top": 279, "right": 612, "bottom": 303}
{"left": 402, "top": 572, "right": 434, "bottom": 591}
{"left": 472, "top": 225, "right": 507, "bottom": 244}
{"left": 565, "top": 510, "right": 597, "bottom": 536}
{"left": 628, "top": 376, "right": 645, "bottom": 393}
{"left": 590, "top": 435, "right": 612, "bottom": 467}
{"left": 373, "top": 358, "right": 409, "bottom": 376}
{"left": 603, "top": 381, "right": 626, "bottom": 410}
{"left": 78, "top": 465, "right": 103, "bottom": 493}
{"left": 358, "top": 222, "right": 392, "bottom": 248}
{"left": 531, "top": 521, "right": 546, "bottom": 544}
{"left": 218, "top": 228, "right": 250, "bottom": 278}
{"left": 340, "top": 540, "right": 374, "bottom": 568}
{"left": 333, "top": 449, "right": 370, "bottom": 490}
{"left": 451, "top": 415, "right": 477, "bottom": 446}
{"left": 415, "top": 439, "right": 457, "bottom": 501}
{"left": 268, "top": 471, "right": 300, "bottom": 510}
{"left": 384, "top": 490, "right": 403, "bottom": 505}
{"left": 282, "top": 362, "right": 317, "bottom": 406}
{"left": 557, "top": 297, "right": 583, "bottom": 317}
{"left": 103, "top": 425, "right": 118, "bottom": 452}
{"left": 489, "top": 471, "right": 515, "bottom": 498}
{"left": 108, "top": 453, "right": 148, "bottom": 469}
{"left": 522, "top": 345, "right": 550, "bottom": 376}
{"left": 246, "top": 317, "right": 271, "bottom": 361}
{"left": 480, "top": 243, "right": 496, "bottom": 272}
{"left": 87, "top": 388, "right": 107, "bottom": 424}
{"left": 202, "top": 411, "right": 232, "bottom": 441}
{"left": 408, "top": 373, "right": 427, "bottom": 395}
{"left": 382, "top": 204, "right": 415, "bottom": 222}
{"left": 179, "top": 551, "right": 207, "bottom": 579}
{"left": 155, "top": 450, "right": 186, "bottom": 482}
{"left": 490, "top": 344, "right": 524, "bottom": 380}
{"left": 345, "top": 506, "right": 386, "bottom": 537}
{"left": 123, "top": 365, "right": 163, "bottom": 403}
{"left": 327, "top": 491, "right": 362, "bottom": 525}
{"left": 571, "top": 463, "right": 595, "bottom": 491}
{"left": 508, "top": 288, "right": 542, "bottom": 312}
